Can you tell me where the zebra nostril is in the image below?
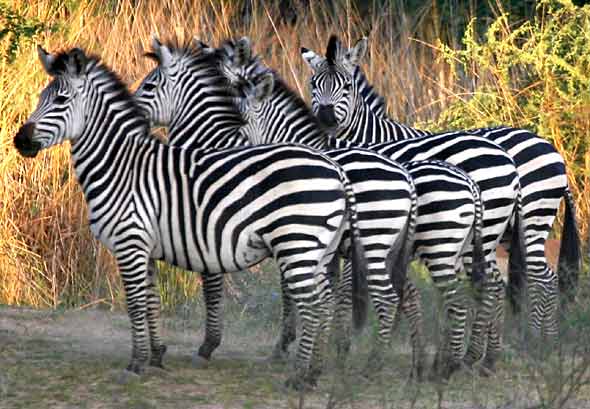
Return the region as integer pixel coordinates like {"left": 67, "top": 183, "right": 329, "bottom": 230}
{"left": 14, "top": 123, "right": 41, "bottom": 157}
{"left": 317, "top": 105, "right": 337, "bottom": 128}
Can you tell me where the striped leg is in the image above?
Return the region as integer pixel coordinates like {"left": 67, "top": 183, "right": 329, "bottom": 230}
{"left": 398, "top": 280, "right": 426, "bottom": 380}
{"left": 481, "top": 274, "right": 506, "bottom": 375}
{"left": 332, "top": 260, "right": 354, "bottom": 359}
{"left": 309, "top": 256, "right": 338, "bottom": 382}
{"left": 117, "top": 250, "right": 150, "bottom": 374}
{"left": 431, "top": 277, "right": 468, "bottom": 379}
{"left": 464, "top": 264, "right": 503, "bottom": 367}
{"left": 365, "top": 261, "right": 401, "bottom": 371}
{"left": 283, "top": 227, "right": 341, "bottom": 389}
{"left": 271, "top": 279, "right": 297, "bottom": 361}
{"left": 197, "top": 273, "right": 224, "bottom": 360}
{"left": 146, "top": 259, "right": 167, "bottom": 368}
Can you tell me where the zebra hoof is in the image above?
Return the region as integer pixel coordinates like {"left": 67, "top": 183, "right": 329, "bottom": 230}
{"left": 149, "top": 344, "right": 167, "bottom": 368}
{"left": 284, "top": 375, "right": 316, "bottom": 391}
{"left": 269, "top": 347, "right": 289, "bottom": 363}
{"left": 126, "top": 361, "right": 146, "bottom": 375}
{"left": 145, "top": 366, "right": 170, "bottom": 378}
{"left": 113, "top": 369, "right": 142, "bottom": 385}
{"left": 479, "top": 362, "right": 497, "bottom": 378}
{"left": 192, "top": 352, "right": 210, "bottom": 369}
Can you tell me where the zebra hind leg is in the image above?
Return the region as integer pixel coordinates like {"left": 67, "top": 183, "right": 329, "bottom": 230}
{"left": 270, "top": 279, "right": 297, "bottom": 362}
{"left": 431, "top": 280, "right": 467, "bottom": 382}
{"left": 146, "top": 259, "right": 167, "bottom": 368}
{"left": 463, "top": 269, "right": 502, "bottom": 369}
{"left": 401, "top": 281, "right": 427, "bottom": 382}
{"left": 284, "top": 249, "right": 338, "bottom": 390}
{"left": 480, "top": 280, "right": 505, "bottom": 376}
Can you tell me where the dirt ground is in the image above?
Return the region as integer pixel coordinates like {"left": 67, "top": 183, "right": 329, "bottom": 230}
{"left": 1, "top": 304, "right": 589, "bottom": 409}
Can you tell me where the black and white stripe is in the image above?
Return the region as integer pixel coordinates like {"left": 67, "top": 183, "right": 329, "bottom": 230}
{"left": 303, "top": 36, "right": 528, "bottom": 371}
{"left": 135, "top": 38, "right": 423, "bottom": 374}
{"left": 304, "top": 36, "right": 582, "bottom": 342}
{"left": 14, "top": 47, "right": 370, "bottom": 389}
{"left": 218, "top": 39, "right": 503, "bottom": 377}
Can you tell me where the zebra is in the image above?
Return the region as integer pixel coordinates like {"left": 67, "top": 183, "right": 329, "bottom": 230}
{"left": 135, "top": 38, "right": 427, "bottom": 377}
{"left": 13, "top": 46, "right": 371, "bottom": 389}
{"left": 302, "top": 35, "right": 582, "bottom": 342}
{"left": 218, "top": 40, "right": 526, "bottom": 378}
{"left": 300, "top": 36, "right": 529, "bottom": 372}
{"left": 214, "top": 37, "right": 500, "bottom": 378}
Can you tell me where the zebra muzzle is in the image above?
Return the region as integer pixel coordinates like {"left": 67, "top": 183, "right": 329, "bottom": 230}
{"left": 14, "top": 123, "right": 41, "bottom": 158}
{"left": 316, "top": 104, "right": 338, "bottom": 128}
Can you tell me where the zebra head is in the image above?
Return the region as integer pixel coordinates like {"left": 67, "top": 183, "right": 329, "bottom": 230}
{"left": 218, "top": 37, "right": 267, "bottom": 92}
{"left": 134, "top": 37, "right": 183, "bottom": 127}
{"left": 219, "top": 37, "right": 276, "bottom": 144}
{"left": 301, "top": 35, "right": 368, "bottom": 130}
{"left": 14, "top": 46, "right": 89, "bottom": 157}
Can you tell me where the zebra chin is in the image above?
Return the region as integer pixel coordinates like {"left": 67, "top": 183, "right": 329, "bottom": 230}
{"left": 14, "top": 123, "right": 42, "bottom": 158}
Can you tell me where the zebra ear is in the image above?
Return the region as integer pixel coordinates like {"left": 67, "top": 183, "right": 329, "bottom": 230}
{"left": 192, "top": 37, "right": 213, "bottom": 54}
{"left": 346, "top": 37, "right": 368, "bottom": 68}
{"left": 151, "top": 35, "right": 173, "bottom": 69}
{"left": 37, "top": 45, "right": 58, "bottom": 76}
{"left": 67, "top": 48, "right": 88, "bottom": 77}
{"left": 235, "top": 37, "right": 252, "bottom": 67}
{"left": 254, "top": 72, "right": 274, "bottom": 102}
{"left": 301, "top": 47, "right": 324, "bottom": 72}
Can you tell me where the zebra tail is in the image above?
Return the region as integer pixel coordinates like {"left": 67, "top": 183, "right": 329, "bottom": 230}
{"left": 557, "top": 186, "right": 582, "bottom": 301}
{"left": 468, "top": 176, "right": 486, "bottom": 286}
{"left": 341, "top": 173, "right": 369, "bottom": 332}
{"left": 387, "top": 179, "right": 418, "bottom": 303}
{"left": 507, "top": 190, "right": 527, "bottom": 314}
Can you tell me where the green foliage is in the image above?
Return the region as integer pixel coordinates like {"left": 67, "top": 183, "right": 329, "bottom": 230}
{"left": 0, "top": 4, "right": 55, "bottom": 62}
{"left": 423, "top": 0, "right": 590, "bottom": 225}
{"left": 431, "top": 0, "right": 590, "bottom": 133}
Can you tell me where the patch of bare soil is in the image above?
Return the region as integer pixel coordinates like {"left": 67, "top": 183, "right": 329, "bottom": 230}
{"left": 1, "top": 305, "right": 589, "bottom": 409}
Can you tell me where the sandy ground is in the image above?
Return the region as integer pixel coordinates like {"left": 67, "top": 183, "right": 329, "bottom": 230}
{"left": 1, "top": 304, "right": 589, "bottom": 409}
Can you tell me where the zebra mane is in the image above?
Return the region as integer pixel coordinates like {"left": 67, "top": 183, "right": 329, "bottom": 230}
{"left": 60, "top": 49, "right": 150, "bottom": 133}
{"left": 326, "top": 35, "right": 340, "bottom": 65}
{"left": 144, "top": 38, "right": 201, "bottom": 63}
{"left": 268, "top": 71, "right": 326, "bottom": 131}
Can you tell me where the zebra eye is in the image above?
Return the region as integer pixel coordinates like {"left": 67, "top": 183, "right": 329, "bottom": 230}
{"left": 54, "top": 95, "right": 69, "bottom": 104}
{"left": 342, "top": 82, "right": 352, "bottom": 91}
{"left": 142, "top": 83, "right": 157, "bottom": 92}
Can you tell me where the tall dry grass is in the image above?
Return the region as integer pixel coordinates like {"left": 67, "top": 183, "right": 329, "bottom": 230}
{"left": 0, "top": 0, "right": 587, "bottom": 308}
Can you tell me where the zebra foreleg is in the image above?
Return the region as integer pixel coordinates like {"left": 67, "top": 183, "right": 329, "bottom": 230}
{"left": 146, "top": 259, "right": 167, "bottom": 368}
{"left": 118, "top": 251, "right": 150, "bottom": 374}
{"left": 195, "top": 273, "right": 224, "bottom": 363}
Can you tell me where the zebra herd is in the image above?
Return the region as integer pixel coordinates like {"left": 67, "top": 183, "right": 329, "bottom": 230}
{"left": 13, "top": 34, "right": 581, "bottom": 390}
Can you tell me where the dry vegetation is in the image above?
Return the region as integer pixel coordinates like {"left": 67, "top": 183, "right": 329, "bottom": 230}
{"left": 0, "top": 0, "right": 588, "bottom": 310}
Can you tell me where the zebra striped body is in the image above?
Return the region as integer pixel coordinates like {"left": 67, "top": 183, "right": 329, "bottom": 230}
{"left": 135, "top": 39, "right": 423, "bottom": 373}
{"left": 306, "top": 36, "right": 581, "bottom": 340}
{"left": 216, "top": 39, "right": 502, "bottom": 377}
{"left": 14, "top": 47, "right": 369, "bottom": 388}
{"left": 303, "top": 36, "right": 528, "bottom": 370}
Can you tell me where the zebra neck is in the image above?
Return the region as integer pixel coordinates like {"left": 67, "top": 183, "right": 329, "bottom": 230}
{"left": 70, "top": 104, "right": 152, "bottom": 225}
{"left": 254, "top": 88, "right": 328, "bottom": 150}
{"left": 167, "top": 76, "right": 244, "bottom": 150}
{"left": 336, "top": 96, "right": 411, "bottom": 144}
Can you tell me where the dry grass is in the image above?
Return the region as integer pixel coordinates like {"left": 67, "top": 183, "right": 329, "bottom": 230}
{"left": 0, "top": 0, "right": 587, "bottom": 308}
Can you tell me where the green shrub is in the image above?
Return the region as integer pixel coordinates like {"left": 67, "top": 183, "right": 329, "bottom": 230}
{"left": 425, "top": 0, "right": 590, "bottom": 238}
